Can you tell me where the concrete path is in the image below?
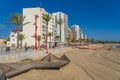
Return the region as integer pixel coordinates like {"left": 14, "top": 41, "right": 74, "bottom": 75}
{"left": 0, "top": 47, "right": 71, "bottom": 63}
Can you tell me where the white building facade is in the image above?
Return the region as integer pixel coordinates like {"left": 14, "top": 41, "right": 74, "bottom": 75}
{"left": 7, "top": 30, "right": 22, "bottom": 47}
{"left": 71, "top": 25, "right": 85, "bottom": 40}
{"left": 71, "top": 25, "right": 80, "bottom": 40}
{"left": 52, "top": 12, "right": 68, "bottom": 43}
{"left": 23, "top": 7, "right": 54, "bottom": 47}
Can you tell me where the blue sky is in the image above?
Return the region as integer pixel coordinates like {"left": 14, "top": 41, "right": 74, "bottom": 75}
{"left": 0, "top": 0, "right": 120, "bottom": 41}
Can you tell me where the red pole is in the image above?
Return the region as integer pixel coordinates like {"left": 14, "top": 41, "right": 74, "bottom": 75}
{"left": 44, "top": 36, "right": 48, "bottom": 53}
{"left": 32, "top": 15, "right": 39, "bottom": 50}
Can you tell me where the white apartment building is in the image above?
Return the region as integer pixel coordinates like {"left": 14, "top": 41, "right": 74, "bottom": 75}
{"left": 71, "top": 24, "right": 86, "bottom": 40}
{"left": 81, "top": 31, "right": 87, "bottom": 40}
{"left": 71, "top": 25, "right": 81, "bottom": 40}
{"left": 23, "top": 7, "right": 54, "bottom": 47}
{"left": 81, "top": 32, "right": 84, "bottom": 39}
{"left": 52, "top": 12, "right": 68, "bottom": 43}
{"left": 84, "top": 35, "right": 87, "bottom": 40}
{"left": 7, "top": 30, "right": 22, "bottom": 47}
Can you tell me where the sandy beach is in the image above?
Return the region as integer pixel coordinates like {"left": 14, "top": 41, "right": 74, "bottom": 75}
{"left": 7, "top": 44, "right": 120, "bottom": 80}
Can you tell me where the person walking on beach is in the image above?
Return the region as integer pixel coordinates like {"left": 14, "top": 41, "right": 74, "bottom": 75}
{"left": 108, "top": 47, "right": 111, "bottom": 51}
{"left": 54, "top": 42, "right": 57, "bottom": 47}
{"left": 0, "top": 71, "right": 6, "bottom": 80}
{"left": 24, "top": 43, "right": 28, "bottom": 51}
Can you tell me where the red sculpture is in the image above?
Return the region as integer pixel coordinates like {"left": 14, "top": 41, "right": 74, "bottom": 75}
{"left": 44, "top": 36, "right": 48, "bottom": 53}
{"left": 32, "top": 15, "right": 39, "bottom": 50}
{"left": 32, "top": 15, "right": 48, "bottom": 53}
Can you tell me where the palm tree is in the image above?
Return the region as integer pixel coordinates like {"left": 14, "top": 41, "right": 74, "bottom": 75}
{"left": 7, "top": 13, "right": 30, "bottom": 49}
{"left": 48, "top": 32, "right": 53, "bottom": 48}
{"left": 72, "top": 37, "right": 77, "bottom": 43}
{"left": 37, "top": 35, "right": 41, "bottom": 48}
{"left": 57, "top": 19, "right": 64, "bottom": 43}
{"left": 48, "top": 32, "right": 53, "bottom": 43}
{"left": 6, "top": 37, "right": 10, "bottom": 41}
{"left": 3, "top": 37, "right": 10, "bottom": 45}
{"left": 66, "top": 37, "right": 70, "bottom": 43}
{"left": 19, "top": 34, "right": 25, "bottom": 48}
{"left": 42, "top": 14, "right": 51, "bottom": 47}
{"left": 67, "top": 29, "right": 73, "bottom": 42}
{"left": 55, "top": 35, "right": 60, "bottom": 42}
{"left": 79, "top": 38, "right": 82, "bottom": 43}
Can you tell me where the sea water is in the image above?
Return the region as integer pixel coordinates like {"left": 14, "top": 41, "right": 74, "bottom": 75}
{"left": 112, "top": 45, "right": 120, "bottom": 49}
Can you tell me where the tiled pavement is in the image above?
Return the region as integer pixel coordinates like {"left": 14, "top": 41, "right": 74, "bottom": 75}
{"left": 0, "top": 47, "right": 71, "bottom": 62}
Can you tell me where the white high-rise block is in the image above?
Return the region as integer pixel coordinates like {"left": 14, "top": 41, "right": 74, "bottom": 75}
{"left": 71, "top": 25, "right": 80, "bottom": 40}
{"left": 23, "top": 7, "right": 53, "bottom": 46}
{"left": 52, "top": 12, "right": 68, "bottom": 43}
{"left": 71, "top": 25, "right": 84, "bottom": 40}
{"left": 8, "top": 30, "right": 22, "bottom": 47}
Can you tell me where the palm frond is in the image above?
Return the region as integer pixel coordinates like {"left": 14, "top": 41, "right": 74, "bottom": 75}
{"left": 48, "top": 32, "right": 53, "bottom": 36}
{"left": 57, "top": 19, "right": 64, "bottom": 25}
{"left": 42, "top": 14, "right": 51, "bottom": 25}
{"left": 19, "top": 34, "right": 25, "bottom": 41}
{"left": 37, "top": 35, "right": 41, "bottom": 41}
{"left": 7, "top": 13, "right": 30, "bottom": 27}
{"left": 23, "top": 22, "right": 31, "bottom": 25}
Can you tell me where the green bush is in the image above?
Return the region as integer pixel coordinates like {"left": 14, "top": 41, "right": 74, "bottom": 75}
{"left": 21, "top": 58, "right": 32, "bottom": 62}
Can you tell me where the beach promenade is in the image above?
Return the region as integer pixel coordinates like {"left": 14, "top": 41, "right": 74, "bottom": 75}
{"left": 0, "top": 47, "right": 71, "bottom": 63}
{"left": 0, "top": 44, "right": 120, "bottom": 80}
{"left": 7, "top": 44, "right": 120, "bottom": 80}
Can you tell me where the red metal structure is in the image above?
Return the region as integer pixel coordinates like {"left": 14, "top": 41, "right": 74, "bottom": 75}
{"left": 32, "top": 15, "right": 39, "bottom": 50}
{"left": 32, "top": 15, "right": 48, "bottom": 53}
{"left": 40, "top": 35, "right": 48, "bottom": 53}
{"left": 44, "top": 36, "right": 48, "bottom": 53}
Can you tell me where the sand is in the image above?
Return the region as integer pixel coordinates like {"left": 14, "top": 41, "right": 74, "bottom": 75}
{"left": 8, "top": 44, "right": 120, "bottom": 80}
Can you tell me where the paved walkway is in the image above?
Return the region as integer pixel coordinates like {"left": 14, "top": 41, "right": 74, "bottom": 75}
{"left": 0, "top": 47, "right": 71, "bottom": 63}
{"left": 0, "top": 53, "right": 70, "bottom": 79}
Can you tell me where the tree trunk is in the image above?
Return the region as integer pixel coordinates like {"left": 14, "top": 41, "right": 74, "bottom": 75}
{"left": 46, "top": 24, "right": 48, "bottom": 48}
{"left": 50, "top": 36, "right": 51, "bottom": 48}
{"left": 50, "top": 36, "right": 51, "bottom": 43}
{"left": 21, "top": 41, "right": 22, "bottom": 48}
{"left": 60, "top": 26, "right": 61, "bottom": 43}
{"left": 17, "top": 26, "right": 20, "bottom": 49}
{"left": 17, "top": 32, "right": 19, "bottom": 49}
{"left": 38, "top": 41, "right": 40, "bottom": 49}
